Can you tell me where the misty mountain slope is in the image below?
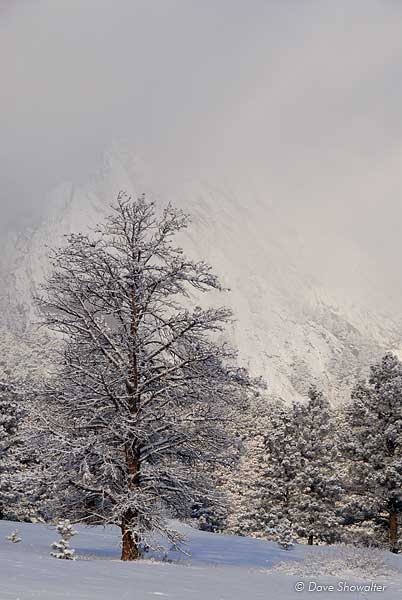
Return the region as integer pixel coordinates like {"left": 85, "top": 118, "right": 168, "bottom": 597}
{"left": 1, "top": 152, "right": 400, "bottom": 402}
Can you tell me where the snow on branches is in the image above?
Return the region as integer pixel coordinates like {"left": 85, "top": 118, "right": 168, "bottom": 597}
{"left": 226, "top": 389, "right": 342, "bottom": 547}
{"left": 51, "top": 519, "right": 77, "bottom": 560}
{"left": 344, "top": 353, "right": 402, "bottom": 553}
{"left": 0, "top": 381, "right": 25, "bottom": 520}
{"left": 36, "top": 194, "right": 258, "bottom": 560}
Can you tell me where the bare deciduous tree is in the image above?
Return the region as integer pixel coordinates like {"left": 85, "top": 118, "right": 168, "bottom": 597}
{"left": 37, "top": 193, "right": 255, "bottom": 560}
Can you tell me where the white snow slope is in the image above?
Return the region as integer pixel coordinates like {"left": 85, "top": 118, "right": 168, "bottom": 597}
{"left": 0, "top": 520, "right": 401, "bottom": 600}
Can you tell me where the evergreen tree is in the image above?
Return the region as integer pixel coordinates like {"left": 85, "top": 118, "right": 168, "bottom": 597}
{"left": 224, "top": 395, "right": 272, "bottom": 538}
{"left": 295, "top": 386, "right": 343, "bottom": 545}
{"left": 0, "top": 329, "right": 57, "bottom": 523}
{"left": 0, "top": 382, "right": 25, "bottom": 520}
{"left": 276, "top": 518, "right": 295, "bottom": 550}
{"left": 51, "top": 520, "right": 77, "bottom": 560}
{"left": 6, "top": 529, "right": 21, "bottom": 543}
{"left": 344, "top": 353, "right": 402, "bottom": 553}
{"left": 258, "top": 402, "right": 302, "bottom": 540}
{"left": 239, "top": 389, "right": 342, "bottom": 546}
{"left": 36, "top": 194, "right": 256, "bottom": 560}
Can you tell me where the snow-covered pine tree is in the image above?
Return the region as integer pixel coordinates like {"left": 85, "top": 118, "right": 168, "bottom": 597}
{"left": 344, "top": 353, "right": 402, "bottom": 553}
{"left": 0, "top": 328, "right": 57, "bottom": 522}
{"left": 36, "top": 194, "right": 256, "bottom": 560}
{"left": 184, "top": 396, "right": 253, "bottom": 534}
{"left": 258, "top": 401, "right": 302, "bottom": 541}
{"left": 0, "top": 381, "right": 25, "bottom": 520}
{"left": 6, "top": 529, "right": 21, "bottom": 543}
{"left": 51, "top": 519, "right": 77, "bottom": 560}
{"left": 246, "top": 390, "right": 341, "bottom": 546}
{"left": 294, "top": 386, "right": 343, "bottom": 545}
{"left": 224, "top": 394, "right": 272, "bottom": 537}
{"left": 276, "top": 518, "right": 294, "bottom": 550}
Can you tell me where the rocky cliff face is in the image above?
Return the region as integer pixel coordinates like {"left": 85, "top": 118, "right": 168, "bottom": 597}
{"left": 1, "top": 151, "right": 401, "bottom": 401}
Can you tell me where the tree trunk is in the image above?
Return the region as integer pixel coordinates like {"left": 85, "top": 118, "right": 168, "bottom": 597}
{"left": 120, "top": 448, "right": 141, "bottom": 561}
{"left": 120, "top": 285, "right": 141, "bottom": 562}
{"left": 308, "top": 534, "right": 314, "bottom": 546}
{"left": 389, "top": 510, "right": 399, "bottom": 554}
{"left": 121, "top": 510, "right": 140, "bottom": 561}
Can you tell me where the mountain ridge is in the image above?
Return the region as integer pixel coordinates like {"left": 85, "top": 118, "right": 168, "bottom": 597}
{"left": 1, "top": 151, "right": 400, "bottom": 401}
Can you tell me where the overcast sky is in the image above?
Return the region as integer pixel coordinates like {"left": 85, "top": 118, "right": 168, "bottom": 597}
{"left": 1, "top": 0, "right": 402, "bottom": 262}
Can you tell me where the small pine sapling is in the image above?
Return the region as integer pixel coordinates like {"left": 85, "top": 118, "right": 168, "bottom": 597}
{"left": 51, "top": 519, "right": 78, "bottom": 560}
{"left": 6, "top": 529, "right": 21, "bottom": 543}
{"left": 276, "top": 518, "right": 294, "bottom": 550}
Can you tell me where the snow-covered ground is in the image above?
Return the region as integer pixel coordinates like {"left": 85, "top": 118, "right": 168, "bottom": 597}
{"left": 1, "top": 520, "right": 401, "bottom": 599}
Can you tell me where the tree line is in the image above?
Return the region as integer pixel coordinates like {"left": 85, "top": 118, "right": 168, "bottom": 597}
{"left": 224, "top": 364, "right": 402, "bottom": 554}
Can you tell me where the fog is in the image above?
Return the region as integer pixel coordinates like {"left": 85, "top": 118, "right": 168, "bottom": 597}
{"left": 1, "top": 0, "right": 402, "bottom": 266}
